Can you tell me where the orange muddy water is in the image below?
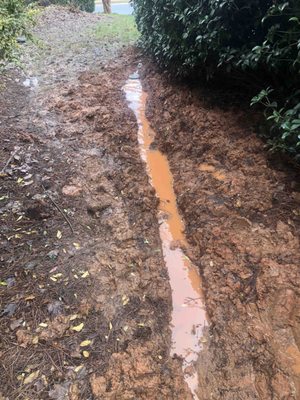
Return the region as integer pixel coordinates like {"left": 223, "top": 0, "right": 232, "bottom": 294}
{"left": 124, "top": 75, "right": 207, "bottom": 399}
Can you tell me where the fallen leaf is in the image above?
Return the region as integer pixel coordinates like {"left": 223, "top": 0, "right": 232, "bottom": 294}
{"left": 122, "top": 295, "right": 129, "bottom": 306}
{"left": 39, "top": 322, "right": 48, "bottom": 328}
{"left": 25, "top": 295, "right": 35, "bottom": 301}
{"left": 80, "top": 339, "right": 92, "bottom": 347}
{"left": 32, "top": 336, "right": 39, "bottom": 344}
{"left": 10, "top": 318, "right": 23, "bottom": 330}
{"left": 52, "top": 273, "right": 63, "bottom": 279}
{"left": 49, "top": 382, "right": 70, "bottom": 400}
{"left": 56, "top": 230, "right": 62, "bottom": 239}
{"left": 74, "top": 365, "right": 83, "bottom": 373}
{"left": 82, "top": 351, "right": 89, "bottom": 358}
{"left": 0, "top": 281, "right": 8, "bottom": 286}
{"left": 81, "top": 271, "right": 89, "bottom": 278}
{"left": 71, "top": 323, "right": 84, "bottom": 332}
{"left": 69, "top": 314, "right": 78, "bottom": 321}
{"left": 109, "top": 322, "right": 112, "bottom": 330}
{"left": 24, "top": 370, "right": 39, "bottom": 385}
{"left": 73, "top": 242, "right": 80, "bottom": 249}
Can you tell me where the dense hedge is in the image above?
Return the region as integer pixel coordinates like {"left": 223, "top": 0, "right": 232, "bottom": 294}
{"left": 134, "top": 0, "right": 300, "bottom": 160}
{"left": 0, "top": 0, "right": 33, "bottom": 67}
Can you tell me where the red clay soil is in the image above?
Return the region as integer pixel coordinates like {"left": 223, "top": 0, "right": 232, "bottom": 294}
{"left": 142, "top": 63, "right": 300, "bottom": 400}
{"left": 0, "top": 53, "right": 192, "bottom": 399}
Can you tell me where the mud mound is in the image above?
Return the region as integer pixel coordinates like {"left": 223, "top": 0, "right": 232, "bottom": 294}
{"left": 142, "top": 62, "right": 300, "bottom": 400}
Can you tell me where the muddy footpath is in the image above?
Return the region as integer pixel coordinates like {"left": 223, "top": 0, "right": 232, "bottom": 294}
{"left": 0, "top": 5, "right": 300, "bottom": 400}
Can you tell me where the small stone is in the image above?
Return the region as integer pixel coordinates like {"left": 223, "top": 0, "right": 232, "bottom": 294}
{"left": 24, "top": 261, "right": 37, "bottom": 271}
{"left": 17, "top": 36, "right": 26, "bottom": 44}
{"left": 47, "top": 250, "right": 59, "bottom": 260}
{"left": 62, "top": 185, "right": 82, "bottom": 197}
{"left": 1, "top": 303, "right": 17, "bottom": 317}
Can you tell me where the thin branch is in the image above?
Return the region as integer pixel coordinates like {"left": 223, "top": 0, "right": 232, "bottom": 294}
{"left": 41, "top": 184, "right": 74, "bottom": 234}
{"left": 1, "top": 147, "right": 20, "bottom": 174}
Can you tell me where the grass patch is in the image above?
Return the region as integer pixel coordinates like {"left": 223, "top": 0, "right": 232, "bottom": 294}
{"left": 94, "top": 15, "right": 139, "bottom": 45}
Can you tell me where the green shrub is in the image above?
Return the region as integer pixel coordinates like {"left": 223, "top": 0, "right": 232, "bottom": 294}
{"left": 134, "top": 0, "right": 300, "bottom": 160}
{"left": 0, "top": 0, "right": 34, "bottom": 67}
{"left": 35, "top": 0, "right": 95, "bottom": 12}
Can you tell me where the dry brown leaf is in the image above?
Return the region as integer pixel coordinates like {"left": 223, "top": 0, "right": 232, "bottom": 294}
{"left": 23, "top": 370, "right": 39, "bottom": 385}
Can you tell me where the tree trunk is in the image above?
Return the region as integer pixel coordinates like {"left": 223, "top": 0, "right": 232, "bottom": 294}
{"left": 102, "top": 0, "right": 111, "bottom": 13}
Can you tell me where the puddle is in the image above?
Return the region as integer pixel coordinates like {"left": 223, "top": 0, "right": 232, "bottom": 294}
{"left": 124, "top": 75, "right": 207, "bottom": 399}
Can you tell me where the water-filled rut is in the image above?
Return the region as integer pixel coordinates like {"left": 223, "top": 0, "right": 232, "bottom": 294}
{"left": 124, "top": 74, "right": 207, "bottom": 398}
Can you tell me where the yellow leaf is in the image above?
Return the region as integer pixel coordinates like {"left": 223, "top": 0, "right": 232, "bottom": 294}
{"left": 81, "top": 271, "right": 89, "bottom": 278}
{"left": 56, "top": 230, "right": 62, "bottom": 239}
{"left": 109, "top": 322, "right": 112, "bottom": 330}
{"left": 71, "top": 323, "right": 84, "bottom": 332}
{"left": 32, "top": 336, "right": 39, "bottom": 345}
{"left": 17, "top": 215, "right": 23, "bottom": 221}
{"left": 39, "top": 322, "right": 48, "bottom": 328}
{"left": 17, "top": 177, "right": 23, "bottom": 184}
{"left": 73, "top": 242, "right": 81, "bottom": 249}
{"left": 122, "top": 295, "right": 129, "bottom": 306}
{"left": 80, "top": 339, "right": 92, "bottom": 347}
{"left": 50, "top": 277, "right": 57, "bottom": 282}
{"left": 123, "top": 326, "right": 129, "bottom": 332}
{"left": 82, "top": 351, "right": 90, "bottom": 358}
{"left": 0, "top": 281, "right": 8, "bottom": 286}
{"left": 52, "top": 273, "right": 63, "bottom": 279}
{"left": 69, "top": 314, "right": 78, "bottom": 321}
{"left": 24, "top": 370, "right": 39, "bottom": 385}
{"left": 74, "top": 365, "right": 83, "bottom": 373}
{"left": 25, "top": 295, "right": 35, "bottom": 301}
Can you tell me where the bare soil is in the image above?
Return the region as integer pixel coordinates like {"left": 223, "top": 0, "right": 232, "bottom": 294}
{"left": 0, "top": 7, "right": 190, "bottom": 400}
{"left": 142, "top": 63, "right": 300, "bottom": 400}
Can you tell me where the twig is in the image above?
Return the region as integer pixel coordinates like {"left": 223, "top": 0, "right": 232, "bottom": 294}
{"left": 41, "top": 184, "right": 74, "bottom": 234}
{"left": 1, "top": 147, "right": 20, "bottom": 174}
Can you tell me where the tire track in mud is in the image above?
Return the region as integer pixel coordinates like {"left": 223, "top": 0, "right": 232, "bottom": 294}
{"left": 45, "top": 57, "right": 196, "bottom": 399}
{"left": 124, "top": 74, "right": 207, "bottom": 399}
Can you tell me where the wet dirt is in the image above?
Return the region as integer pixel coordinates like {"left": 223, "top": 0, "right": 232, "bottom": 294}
{"left": 0, "top": 7, "right": 192, "bottom": 400}
{"left": 2, "top": 5, "right": 300, "bottom": 400}
{"left": 142, "top": 62, "right": 300, "bottom": 399}
{"left": 124, "top": 76, "right": 207, "bottom": 399}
